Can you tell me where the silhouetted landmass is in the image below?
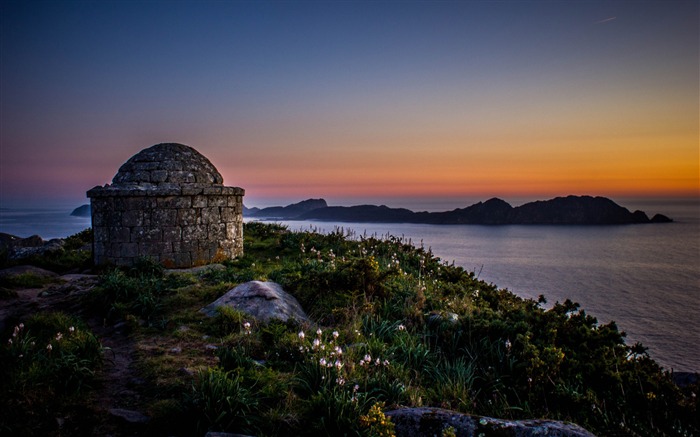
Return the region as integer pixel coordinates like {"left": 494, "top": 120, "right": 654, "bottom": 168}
{"left": 70, "top": 204, "right": 91, "bottom": 217}
{"left": 243, "top": 205, "right": 260, "bottom": 215}
{"left": 250, "top": 196, "right": 672, "bottom": 225}
{"left": 248, "top": 198, "right": 328, "bottom": 219}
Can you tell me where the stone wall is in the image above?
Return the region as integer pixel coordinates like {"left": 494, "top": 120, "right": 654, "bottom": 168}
{"left": 89, "top": 186, "right": 244, "bottom": 267}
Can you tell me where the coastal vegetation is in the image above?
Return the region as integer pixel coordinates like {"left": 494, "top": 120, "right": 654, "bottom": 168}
{"left": 0, "top": 222, "right": 697, "bottom": 436}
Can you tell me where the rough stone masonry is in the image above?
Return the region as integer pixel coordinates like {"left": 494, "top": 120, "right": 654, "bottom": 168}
{"left": 87, "top": 143, "right": 244, "bottom": 267}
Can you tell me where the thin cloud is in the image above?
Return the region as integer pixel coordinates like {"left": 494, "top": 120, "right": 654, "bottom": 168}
{"left": 595, "top": 17, "right": 617, "bottom": 24}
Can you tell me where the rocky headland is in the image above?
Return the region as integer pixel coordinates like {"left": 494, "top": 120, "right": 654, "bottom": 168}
{"left": 70, "top": 204, "right": 91, "bottom": 217}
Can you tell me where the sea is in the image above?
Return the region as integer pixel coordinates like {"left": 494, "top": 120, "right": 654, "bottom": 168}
{"left": 1, "top": 198, "right": 698, "bottom": 372}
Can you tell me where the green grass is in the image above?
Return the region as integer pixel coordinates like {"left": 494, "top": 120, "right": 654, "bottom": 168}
{"left": 1, "top": 222, "right": 698, "bottom": 436}
{"left": 0, "top": 311, "right": 104, "bottom": 435}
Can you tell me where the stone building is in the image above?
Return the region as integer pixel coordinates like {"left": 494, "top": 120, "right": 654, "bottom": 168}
{"left": 87, "top": 143, "right": 244, "bottom": 267}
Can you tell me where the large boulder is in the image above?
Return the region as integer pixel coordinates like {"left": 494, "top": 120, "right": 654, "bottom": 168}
{"left": 385, "top": 407, "right": 596, "bottom": 437}
{"left": 201, "top": 281, "right": 309, "bottom": 323}
{"left": 0, "top": 233, "right": 65, "bottom": 260}
{"left": 0, "top": 265, "right": 59, "bottom": 281}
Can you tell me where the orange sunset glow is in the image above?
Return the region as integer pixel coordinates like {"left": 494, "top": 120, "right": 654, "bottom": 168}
{"left": 0, "top": 1, "right": 697, "bottom": 208}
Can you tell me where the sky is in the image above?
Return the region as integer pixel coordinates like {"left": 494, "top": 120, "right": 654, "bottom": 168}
{"left": 1, "top": 0, "right": 698, "bottom": 209}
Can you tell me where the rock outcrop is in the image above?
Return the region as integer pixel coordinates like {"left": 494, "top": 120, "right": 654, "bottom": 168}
{"left": 0, "top": 265, "right": 59, "bottom": 281}
{"left": 70, "top": 204, "right": 91, "bottom": 217}
{"left": 0, "top": 233, "right": 65, "bottom": 260}
{"left": 201, "top": 280, "right": 309, "bottom": 323}
{"left": 385, "top": 407, "right": 596, "bottom": 437}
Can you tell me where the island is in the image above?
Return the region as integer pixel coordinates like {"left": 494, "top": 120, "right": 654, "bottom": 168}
{"left": 246, "top": 195, "right": 673, "bottom": 225}
{"left": 70, "top": 204, "right": 91, "bottom": 217}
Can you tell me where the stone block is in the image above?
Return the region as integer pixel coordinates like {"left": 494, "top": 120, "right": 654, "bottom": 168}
{"left": 120, "top": 243, "right": 139, "bottom": 258}
{"left": 203, "top": 187, "right": 223, "bottom": 195}
{"left": 207, "top": 196, "right": 227, "bottom": 207}
{"left": 126, "top": 197, "right": 149, "bottom": 210}
{"left": 174, "top": 240, "right": 199, "bottom": 253}
{"left": 122, "top": 210, "right": 143, "bottom": 227}
{"left": 109, "top": 226, "right": 131, "bottom": 243}
{"left": 182, "top": 225, "right": 208, "bottom": 241}
{"left": 181, "top": 186, "right": 204, "bottom": 196}
{"left": 172, "top": 252, "right": 192, "bottom": 267}
{"left": 220, "top": 207, "right": 236, "bottom": 222}
{"left": 162, "top": 227, "right": 182, "bottom": 242}
{"left": 177, "top": 209, "right": 198, "bottom": 225}
{"left": 209, "top": 223, "right": 226, "bottom": 240}
{"left": 192, "top": 248, "right": 210, "bottom": 266}
{"left": 199, "top": 207, "right": 221, "bottom": 224}
{"left": 131, "top": 227, "right": 162, "bottom": 243}
{"left": 132, "top": 171, "right": 151, "bottom": 182}
{"left": 92, "top": 211, "right": 106, "bottom": 227}
{"left": 161, "top": 160, "right": 183, "bottom": 171}
{"left": 132, "top": 161, "right": 160, "bottom": 171}
{"left": 141, "top": 242, "right": 171, "bottom": 256}
{"left": 168, "top": 171, "right": 196, "bottom": 184}
{"left": 94, "top": 242, "right": 108, "bottom": 256}
{"left": 226, "top": 223, "right": 240, "bottom": 240}
{"left": 94, "top": 227, "right": 109, "bottom": 243}
{"left": 152, "top": 209, "right": 177, "bottom": 227}
{"left": 157, "top": 196, "right": 191, "bottom": 209}
{"left": 196, "top": 172, "right": 217, "bottom": 184}
{"left": 150, "top": 170, "right": 167, "bottom": 183}
{"left": 192, "top": 195, "right": 207, "bottom": 208}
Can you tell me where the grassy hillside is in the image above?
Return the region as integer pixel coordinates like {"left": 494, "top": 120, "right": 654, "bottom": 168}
{"left": 1, "top": 222, "right": 697, "bottom": 436}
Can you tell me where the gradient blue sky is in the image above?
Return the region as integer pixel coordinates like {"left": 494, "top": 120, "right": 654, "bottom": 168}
{"left": 1, "top": 0, "right": 698, "bottom": 208}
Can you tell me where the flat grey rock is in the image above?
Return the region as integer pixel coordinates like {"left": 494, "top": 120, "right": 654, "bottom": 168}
{"left": 386, "top": 407, "right": 596, "bottom": 437}
{"left": 0, "top": 265, "right": 59, "bottom": 279}
{"left": 108, "top": 408, "right": 150, "bottom": 424}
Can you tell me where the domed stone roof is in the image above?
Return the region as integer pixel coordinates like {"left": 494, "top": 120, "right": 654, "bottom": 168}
{"left": 112, "top": 143, "right": 224, "bottom": 186}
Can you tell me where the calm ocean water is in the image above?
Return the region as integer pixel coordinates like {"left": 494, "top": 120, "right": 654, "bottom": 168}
{"left": 265, "top": 199, "right": 700, "bottom": 373}
{"left": 0, "top": 207, "right": 92, "bottom": 240}
{"left": 1, "top": 199, "right": 698, "bottom": 372}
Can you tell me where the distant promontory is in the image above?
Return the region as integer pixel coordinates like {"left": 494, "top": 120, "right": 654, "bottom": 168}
{"left": 70, "top": 204, "right": 91, "bottom": 217}
{"left": 247, "top": 196, "right": 673, "bottom": 225}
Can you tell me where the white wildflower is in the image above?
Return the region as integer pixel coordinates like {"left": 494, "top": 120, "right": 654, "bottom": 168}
{"left": 298, "top": 331, "right": 305, "bottom": 340}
